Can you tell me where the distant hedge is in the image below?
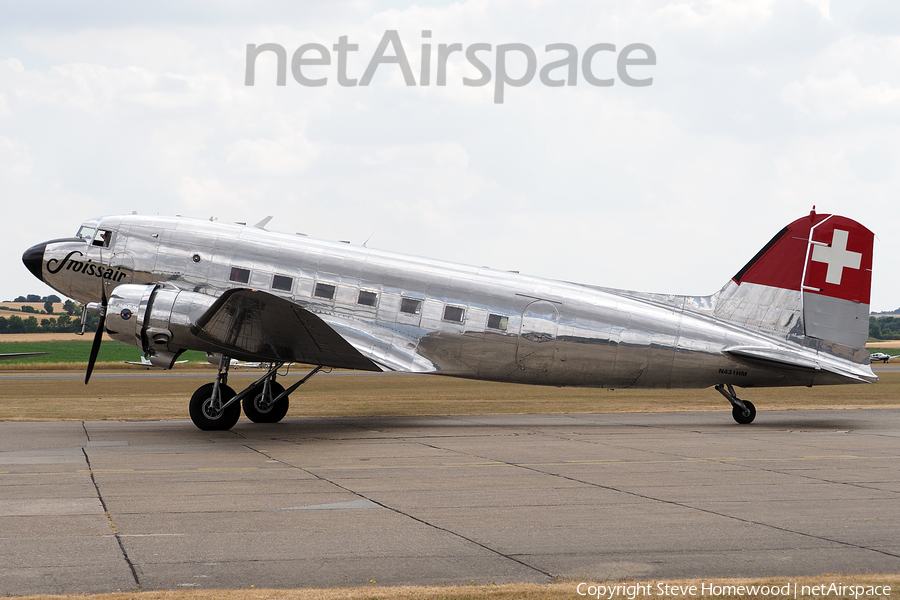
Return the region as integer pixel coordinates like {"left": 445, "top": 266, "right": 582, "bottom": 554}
{"left": 0, "top": 311, "right": 100, "bottom": 334}
{"left": 870, "top": 316, "right": 900, "bottom": 340}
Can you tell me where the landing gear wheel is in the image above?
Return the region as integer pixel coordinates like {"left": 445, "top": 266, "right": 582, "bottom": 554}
{"left": 732, "top": 400, "right": 756, "bottom": 425}
{"left": 242, "top": 381, "right": 289, "bottom": 424}
{"left": 189, "top": 383, "right": 240, "bottom": 431}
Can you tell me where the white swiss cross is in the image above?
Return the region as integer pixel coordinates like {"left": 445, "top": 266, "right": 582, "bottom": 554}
{"left": 811, "top": 229, "right": 862, "bottom": 286}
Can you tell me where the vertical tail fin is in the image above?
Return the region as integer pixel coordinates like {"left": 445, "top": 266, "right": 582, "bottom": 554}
{"left": 715, "top": 210, "right": 874, "bottom": 349}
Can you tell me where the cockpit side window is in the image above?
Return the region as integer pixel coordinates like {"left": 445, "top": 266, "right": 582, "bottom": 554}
{"left": 92, "top": 229, "right": 114, "bottom": 248}
{"left": 76, "top": 226, "right": 96, "bottom": 241}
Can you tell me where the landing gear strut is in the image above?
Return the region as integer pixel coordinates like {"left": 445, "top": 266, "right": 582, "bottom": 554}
{"left": 188, "top": 357, "right": 324, "bottom": 431}
{"left": 715, "top": 383, "right": 756, "bottom": 425}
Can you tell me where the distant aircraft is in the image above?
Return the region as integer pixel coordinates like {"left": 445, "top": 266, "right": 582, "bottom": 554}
{"left": 230, "top": 359, "right": 265, "bottom": 369}
{"left": 23, "top": 208, "right": 877, "bottom": 430}
{"left": 202, "top": 353, "right": 264, "bottom": 369}
{"left": 870, "top": 352, "right": 897, "bottom": 363}
{"left": 0, "top": 352, "right": 49, "bottom": 361}
{"left": 126, "top": 354, "right": 188, "bottom": 368}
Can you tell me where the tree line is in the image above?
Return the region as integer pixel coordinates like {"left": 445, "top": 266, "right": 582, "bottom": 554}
{"left": 0, "top": 299, "right": 100, "bottom": 334}
{"left": 870, "top": 316, "right": 900, "bottom": 341}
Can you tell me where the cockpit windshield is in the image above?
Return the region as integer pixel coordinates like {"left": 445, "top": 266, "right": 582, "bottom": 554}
{"left": 76, "top": 225, "right": 96, "bottom": 241}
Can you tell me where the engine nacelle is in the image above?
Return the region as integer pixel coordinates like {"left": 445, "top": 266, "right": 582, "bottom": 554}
{"left": 105, "top": 284, "right": 217, "bottom": 369}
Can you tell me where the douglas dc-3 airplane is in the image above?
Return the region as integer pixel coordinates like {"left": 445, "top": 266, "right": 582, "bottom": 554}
{"left": 22, "top": 208, "right": 876, "bottom": 431}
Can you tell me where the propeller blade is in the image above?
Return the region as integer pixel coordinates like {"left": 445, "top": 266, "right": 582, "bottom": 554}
{"left": 84, "top": 312, "right": 105, "bottom": 384}
{"left": 85, "top": 283, "right": 109, "bottom": 384}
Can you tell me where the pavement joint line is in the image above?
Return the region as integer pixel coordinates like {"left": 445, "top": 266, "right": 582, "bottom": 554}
{"left": 694, "top": 450, "right": 900, "bottom": 499}
{"left": 503, "top": 418, "right": 900, "bottom": 501}
{"left": 573, "top": 419, "right": 900, "bottom": 500}
{"left": 434, "top": 418, "right": 900, "bottom": 502}
{"left": 517, "top": 419, "right": 900, "bottom": 497}
{"left": 81, "top": 446, "right": 142, "bottom": 591}
{"left": 241, "top": 443, "right": 558, "bottom": 582}
{"left": 418, "top": 440, "right": 900, "bottom": 563}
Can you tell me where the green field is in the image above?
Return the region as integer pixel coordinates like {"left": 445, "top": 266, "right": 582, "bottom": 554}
{"left": 873, "top": 348, "right": 900, "bottom": 357}
{"left": 0, "top": 341, "right": 209, "bottom": 365}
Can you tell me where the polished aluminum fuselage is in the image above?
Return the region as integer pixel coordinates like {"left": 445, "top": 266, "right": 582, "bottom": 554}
{"left": 40, "top": 215, "right": 870, "bottom": 389}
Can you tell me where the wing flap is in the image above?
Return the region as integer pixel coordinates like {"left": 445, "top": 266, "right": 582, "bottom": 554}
{"left": 191, "top": 289, "right": 381, "bottom": 371}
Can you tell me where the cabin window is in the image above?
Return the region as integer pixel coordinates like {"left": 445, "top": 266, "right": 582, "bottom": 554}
{"left": 443, "top": 305, "right": 465, "bottom": 323}
{"left": 229, "top": 267, "right": 251, "bottom": 284}
{"left": 487, "top": 314, "right": 508, "bottom": 331}
{"left": 358, "top": 290, "right": 378, "bottom": 307}
{"left": 272, "top": 274, "right": 293, "bottom": 292}
{"left": 92, "top": 229, "right": 114, "bottom": 248}
{"left": 314, "top": 282, "right": 336, "bottom": 300}
{"left": 400, "top": 297, "right": 422, "bottom": 315}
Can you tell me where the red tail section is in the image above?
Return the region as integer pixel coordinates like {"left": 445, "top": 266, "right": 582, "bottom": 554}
{"left": 733, "top": 210, "right": 873, "bottom": 305}
{"left": 728, "top": 210, "right": 873, "bottom": 349}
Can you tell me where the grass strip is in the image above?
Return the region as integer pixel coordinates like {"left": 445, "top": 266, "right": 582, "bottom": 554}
{"left": 9, "top": 575, "right": 900, "bottom": 600}
{"left": 0, "top": 369, "right": 897, "bottom": 421}
{"left": 0, "top": 340, "right": 209, "bottom": 365}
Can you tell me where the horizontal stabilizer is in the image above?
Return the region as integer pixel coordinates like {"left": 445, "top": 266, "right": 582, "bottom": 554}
{"left": 723, "top": 345, "right": 821, "bottom": 371}
{"left": 723, "top": 345, "right": 876, "bottom": 383}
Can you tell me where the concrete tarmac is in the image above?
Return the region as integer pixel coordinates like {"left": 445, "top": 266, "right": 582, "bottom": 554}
{"left": 0, "top": 410, "right": 898, "bottom": 595}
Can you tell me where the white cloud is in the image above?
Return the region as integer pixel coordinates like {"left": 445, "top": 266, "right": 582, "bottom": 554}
{"left": 0, "top": 135, "right": 33, "bottom": 181}
{"left": 225, "top": 134, "right": 319, "bottom": 174}
{"left": 782, "top": 70, "right": 900, "bottom": 118}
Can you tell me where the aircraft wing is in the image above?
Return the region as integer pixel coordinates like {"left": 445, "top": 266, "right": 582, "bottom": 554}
{"left": 0, "top": 352, "right": 49, "bottom": 361}
{"left": 190, "top": 289, "right": 406, "bottom": 372}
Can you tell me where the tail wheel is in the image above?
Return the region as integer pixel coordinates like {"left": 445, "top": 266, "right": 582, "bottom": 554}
{"left": 732, "top": 400, "right": 756, "bottom": 425}
{"left": 242, "top": 381, "right": 290, "bottom": 424}
{"left": 189, "top": 383, "right": 240, "bottom": 430}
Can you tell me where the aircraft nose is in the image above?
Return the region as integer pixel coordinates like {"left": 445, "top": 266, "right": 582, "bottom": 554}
{"left": 22, "top": 242, "right": 46, "bottom": 282}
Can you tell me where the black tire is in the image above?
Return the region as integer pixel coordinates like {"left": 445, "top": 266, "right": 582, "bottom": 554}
{"left": 732, "top": 400, "right": 756, "bottom": 425}
{"left": 242, "top": 381, "right": 289, "bottom": 424}
{"left": 189, "top": 382, "right": 240, "bottom": 431}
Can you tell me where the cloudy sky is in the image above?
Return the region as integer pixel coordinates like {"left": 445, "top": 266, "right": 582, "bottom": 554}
{"left": 1, "top": 0, "right": 898, "bottom": 311}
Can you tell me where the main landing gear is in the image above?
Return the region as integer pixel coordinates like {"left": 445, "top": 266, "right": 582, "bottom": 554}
{"left": 188, "top": 356, "right": 323, "bottom": 431}
{"left": 715, "top": 383, "right": 756, "bottom": 425}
